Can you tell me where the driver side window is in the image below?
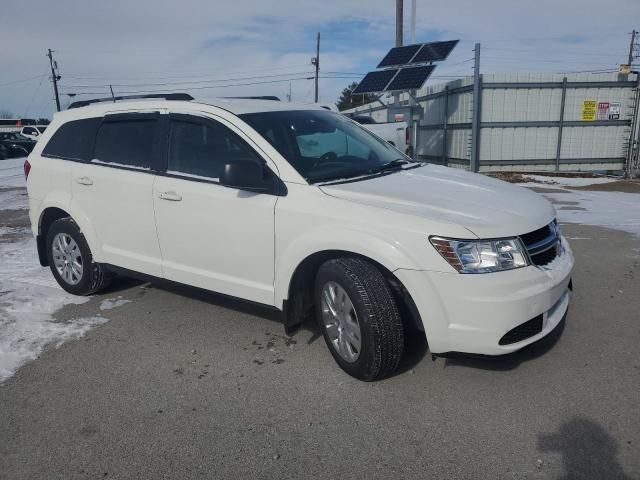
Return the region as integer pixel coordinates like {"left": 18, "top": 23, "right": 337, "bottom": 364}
{"left": 168, "top": 115, "right": 261, "bottom": 181}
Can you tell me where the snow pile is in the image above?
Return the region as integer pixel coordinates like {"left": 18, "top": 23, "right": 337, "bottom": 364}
{"left": 0, "top": 236, "right": 106, "bottom": 382}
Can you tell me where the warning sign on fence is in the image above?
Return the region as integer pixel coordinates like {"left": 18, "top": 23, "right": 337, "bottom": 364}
{"left": 609, "top": 102, "right": 621, "bottom": 120}
{"left": 581, "top": 100, "right": 597, "bottom": 121}
{"left": 597, "top": 102, "right": 610, "bottom": 120}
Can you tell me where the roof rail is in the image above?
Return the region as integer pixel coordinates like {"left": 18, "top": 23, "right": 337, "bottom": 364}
{"left": 68, "top": 93, "right": 194, "bottom": 109}
{"left": 223, "top": 96, "right": 281, "bottom": 101}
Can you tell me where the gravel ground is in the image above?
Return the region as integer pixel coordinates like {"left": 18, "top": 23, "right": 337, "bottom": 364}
{"left": 1, "top": 193, "right": 639, "bottom": 479}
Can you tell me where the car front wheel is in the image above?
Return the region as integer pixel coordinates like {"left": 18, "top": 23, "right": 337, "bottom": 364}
{"left": 315, "top": 257, "right": 404, "bottom": 381}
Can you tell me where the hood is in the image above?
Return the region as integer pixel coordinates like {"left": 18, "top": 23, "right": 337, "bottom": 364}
{"left": 319, "top": 164, "right": 555, "bottom": 238}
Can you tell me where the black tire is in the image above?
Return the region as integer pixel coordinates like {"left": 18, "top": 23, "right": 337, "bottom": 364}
{"left": 315, "top": 257, "right": 404, "bottom": 381}
{"left": 46, "top": 217, "right": 111, "bottom": 295}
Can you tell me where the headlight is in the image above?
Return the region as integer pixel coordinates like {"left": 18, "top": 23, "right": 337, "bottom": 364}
{"left": 430, "top": 236, "right": 529, "bottom": 273}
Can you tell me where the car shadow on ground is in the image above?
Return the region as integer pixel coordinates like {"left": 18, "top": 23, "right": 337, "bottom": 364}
{"left": 104, "top": 275, "right": 430, "bottom": 376}
{"left": 538, "top": 416, "right": 632, "bottom": 479}
{"left": 440, "top": 315, "right": 567, "bottom": 371}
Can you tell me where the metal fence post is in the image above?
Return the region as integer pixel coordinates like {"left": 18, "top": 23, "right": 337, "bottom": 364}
{"left": 555, "top": 77, "right": 568, "bottom": 172}
{"left": 470, "top": 43, "right": 481, "bottom": 172}
{"left": 442, "top": 86, "right": 449, "bottom": 166}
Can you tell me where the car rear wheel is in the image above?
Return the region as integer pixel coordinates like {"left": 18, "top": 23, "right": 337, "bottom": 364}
{"left": 315, "top": 257, "right": 404, "bottom": 381}
{"left": 46, "top": 218, "right": 111, "bottom": 295}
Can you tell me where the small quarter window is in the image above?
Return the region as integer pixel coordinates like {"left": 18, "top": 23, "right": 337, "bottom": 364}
{"left": 42, "top": 118, "right": 101, "bottom": 161}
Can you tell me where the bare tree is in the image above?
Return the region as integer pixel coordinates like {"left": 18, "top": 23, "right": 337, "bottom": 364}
{"left": 0, "top": 110, "right": 15, "bottom": 119}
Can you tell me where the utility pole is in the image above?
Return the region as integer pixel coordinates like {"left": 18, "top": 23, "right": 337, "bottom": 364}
{"left": 470, "top": 43, "right": 482, "bottom": 173}
{"left": 312, "top": 32, "right": 320, "bottom": 102}
{"left": 629, "top": 30, "right": 637, "bottom": 67}
{"left": 47, "top": 49, "right": 61, "bottom": 112}
{"left": 287, "top": 81, "right": 292, "bottom": 102}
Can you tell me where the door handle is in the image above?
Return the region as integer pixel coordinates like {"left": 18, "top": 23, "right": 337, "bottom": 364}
{"left": 76, "top": 176, "right": 93, "bottom": 186}
{"left": 159, "top": 190, "right": 182, "bottom": 202}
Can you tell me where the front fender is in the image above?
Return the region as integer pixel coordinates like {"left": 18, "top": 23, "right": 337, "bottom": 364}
{"left": 275, "top": 225, "right": 418, "bottom": 307}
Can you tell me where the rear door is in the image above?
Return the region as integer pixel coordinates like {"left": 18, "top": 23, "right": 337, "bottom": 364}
{"left": 71, "top": 112, "right": 163, "bottom": 276}
{"left": 152, "top": 113, "right": 277, "bottom": 305}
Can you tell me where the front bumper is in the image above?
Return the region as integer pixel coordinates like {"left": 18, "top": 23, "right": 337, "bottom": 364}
{"left": 395, "top": 237, "right": 574, "bottom": 355}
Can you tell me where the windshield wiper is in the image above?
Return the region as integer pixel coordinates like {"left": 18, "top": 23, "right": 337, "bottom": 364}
{"left": 310, "top": 159, "right": 421, "bottom": 185}
{"left": 369, "top": 158, "right": 415, "bottom": 173}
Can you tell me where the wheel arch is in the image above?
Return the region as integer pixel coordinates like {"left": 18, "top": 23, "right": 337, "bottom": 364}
{"left": 281, "top": 249, "right": 424, "bottom": 335}
{"left": 36, "top": 204, "right": 101, "bottom": 267}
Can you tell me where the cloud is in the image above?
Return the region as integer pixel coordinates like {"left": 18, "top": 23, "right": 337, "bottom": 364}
{"left": 0, "top": 0, "right": 636, "bottom": 118}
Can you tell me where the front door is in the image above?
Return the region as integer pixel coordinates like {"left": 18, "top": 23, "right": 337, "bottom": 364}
{"left": 152, "top": 113, "right": 277, "bottom": 305}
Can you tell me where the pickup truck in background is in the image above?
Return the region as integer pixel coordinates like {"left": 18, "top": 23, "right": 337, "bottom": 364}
{"left": 347, "top": 114, "right": 410, "bottom": 155}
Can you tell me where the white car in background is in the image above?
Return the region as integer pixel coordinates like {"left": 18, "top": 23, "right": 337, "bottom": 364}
{"left": 25, "top": 95, "right": 573, "bottom": 381}
{"left": 20, "top": 126, "right": 47, "bottom": 141}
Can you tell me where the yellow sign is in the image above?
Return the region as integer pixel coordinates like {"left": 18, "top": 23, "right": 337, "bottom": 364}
{"left": 581, "top": 100, "right": 597, "bottom": 121}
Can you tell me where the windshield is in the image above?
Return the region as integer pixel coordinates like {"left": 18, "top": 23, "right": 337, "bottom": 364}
{"left": 240, "top": 110, "right": 409, "bottom": 183}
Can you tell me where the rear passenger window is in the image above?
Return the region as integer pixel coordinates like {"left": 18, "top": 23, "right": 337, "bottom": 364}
{"left": 93, "top": 119, "right": 157, "bottom": 169}
{"left": 42, "top": 118, "right": 101, "bottom": 161}
{"left": 168, "top": 117, "right": 261, "bottom": 180}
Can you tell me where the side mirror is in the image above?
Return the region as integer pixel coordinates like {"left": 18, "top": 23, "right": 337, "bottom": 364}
{"left": 220, "top": 160, "right": 270, "bottom": 192}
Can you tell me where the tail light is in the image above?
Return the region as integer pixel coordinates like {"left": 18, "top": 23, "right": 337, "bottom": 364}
{"left": 405, "top": 126, "right": 410, "bottom": 145}
{"left": 24, "top": 159, "right": 31, "bottom": 179}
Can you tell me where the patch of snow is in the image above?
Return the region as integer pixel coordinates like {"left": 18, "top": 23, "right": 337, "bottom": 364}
{"left": 0, "top": 236, "right": 106, "bottom": 383}
{"left": 0, "top": 188, "right": 28, "bottom": 210}
{"left": 100, "top": 297, "right": 131, "bottom": 311}
{"left": 0, "top": 226, "right": 30, "bottom": 236}
{"left": 523, "top": 175, "right": 618, "bottom": 187}
{"left": 0, "top": 157, "right": 27, "bottom": 188}
{"left": 545, "top": 190, "right": 640, "bottom": 236}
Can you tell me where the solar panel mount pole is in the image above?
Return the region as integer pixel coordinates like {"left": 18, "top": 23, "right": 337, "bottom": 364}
{"left": 394, "top": 0, "right": 403, "bottom": 111}
{"left": 470, "top": 43, "right": 482, "bottom": 173}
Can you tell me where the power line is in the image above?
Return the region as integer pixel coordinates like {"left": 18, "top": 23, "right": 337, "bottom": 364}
{"left": 63, "top": 70, "right": 314, "bottom": 89}
{"left": 23, "top": 71, "right": 47, "bottom": 117}
{"left": 62, "top": 63, "right": 311, "bottom": 81}
{"left": 0, "top": 74, "right": 47, "bottom": 87}
{"left": 63, "top": 76, "right": 316, "bottom": 96}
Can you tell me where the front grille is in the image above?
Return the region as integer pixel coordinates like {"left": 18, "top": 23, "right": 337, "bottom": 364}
{"left": 531, "top": 245, "right": 558, "bottom": 266}
{"left": 519, "top": 222, "right": 559, "bottom": 266}
{"left": 520, "top": 224, "right": 552, "bottom": 246}
{"left": 499, "top": 314, "right": 543, "bottom": 345}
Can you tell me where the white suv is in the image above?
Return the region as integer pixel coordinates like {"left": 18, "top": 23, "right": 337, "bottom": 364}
{"left": 25, "top": 95, "right": 574, "bottom": 380}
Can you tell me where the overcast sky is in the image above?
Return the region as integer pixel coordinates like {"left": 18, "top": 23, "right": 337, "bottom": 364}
{"left": 0, "top": 0, "right": 637, "bottom": 119}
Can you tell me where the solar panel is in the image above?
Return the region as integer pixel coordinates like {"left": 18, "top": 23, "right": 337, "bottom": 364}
{"left": 411, "top": 40, "right": 459, "bottom": 64}
{"left": 385, "top": 65, "right": 436, "bottom": 92}
{"left": 351, "top": 69, "right": 399, "bottom": 94}
{"left": 377, "top": 44, "right": 422, "bottom": 68}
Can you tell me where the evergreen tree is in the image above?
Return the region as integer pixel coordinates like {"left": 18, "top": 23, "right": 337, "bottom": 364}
{"left": 335, "top": 82, "right": 378, "bottom": 111}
